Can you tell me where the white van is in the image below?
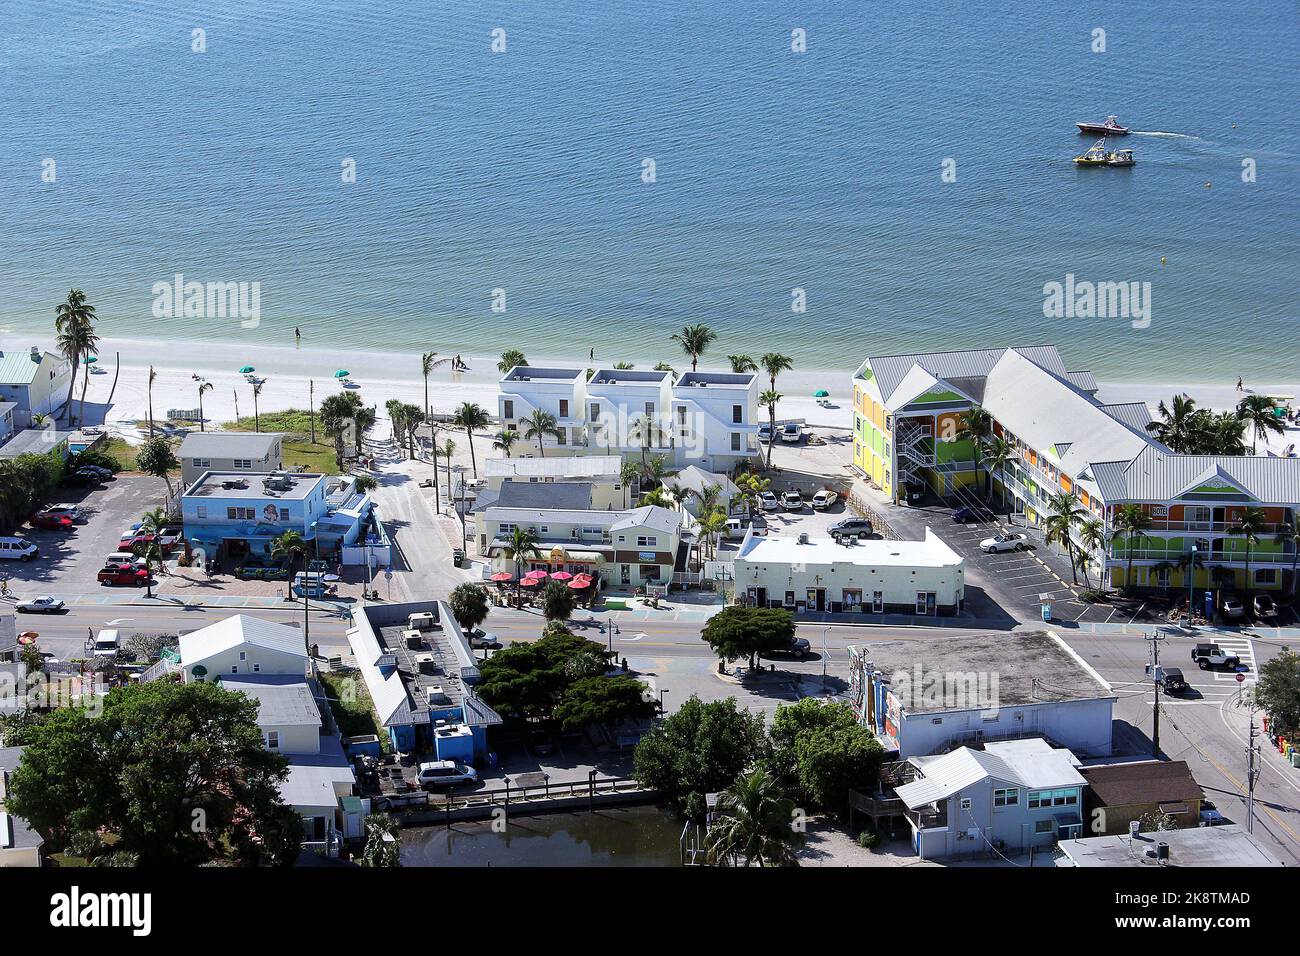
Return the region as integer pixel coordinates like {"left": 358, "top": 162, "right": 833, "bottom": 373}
{"left": 105, "top": 552, "right": 150, "bottom": 569}
{"left": 92, "top": 629, "right": 121, "bottom": 659}
{"left": 0, "top": 537, "right": 39, "bottom": 561}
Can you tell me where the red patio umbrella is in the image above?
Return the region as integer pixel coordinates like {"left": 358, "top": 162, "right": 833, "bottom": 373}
{"left": 490, "top": 571, "right": 515, "bottom": 582}
{"left": 527, "top": 569, "right": 549, "bottom": 579}
{"left": 518, "top": 576, "right": 542, "bottom": 587}
{"left": 549, "top": 571, "right": 574, "bottom": 581}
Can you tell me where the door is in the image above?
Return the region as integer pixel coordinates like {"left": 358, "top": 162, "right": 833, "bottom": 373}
{"left": 620, "top": 564, "right": 631, "bottom": 585}
{"left": 873, "top": 591, "right": 884, "bottom": 613}
{"left": 755, "top": 587, "right": 768, "bottom": 607}
{"left": 806, "top": 588, "right": 825, "bottom": 611}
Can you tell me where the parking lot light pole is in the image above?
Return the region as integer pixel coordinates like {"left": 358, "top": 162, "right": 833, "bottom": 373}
{"left": 1188, "top": 545, "right": 1197, "bottom": 624}
{"left": 822, "top": 626, "right": 829, "bottom": 690}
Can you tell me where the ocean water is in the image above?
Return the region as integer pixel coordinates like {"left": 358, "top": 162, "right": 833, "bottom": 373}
{"left": 1, "top": 1, "right": 1297, "bottom": 380}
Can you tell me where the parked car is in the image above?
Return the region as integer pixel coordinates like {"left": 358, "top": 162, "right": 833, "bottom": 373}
{"left": 16, "top": 595, "right": 65, "bottom": 613}
{"left": 951, "top": 506, "right": 992, "bottom": 523}
{"left": 724, "top": 517, "right": 768, "bottom": 540}
{"left": 1252, "top": 594, "right": 1278, "bottom": 621}
{"left": 758, "top": 423, "right": 773, "bottom": 443}
{"left": 119, "top": 532, "right": 158, "bottom": 550}
{"left": 466, "top": 627, "right": 502, "bottom": 650}
{"left": 763, "top": 636, "right": 812, "bottom": 659}
{"left": 416, "top": 760, "right": 478, "bottom": 788}
{"left": 64, "top": 468, "right": 104, "bottom": 487}
{"left": 1191, "top": 643, "right": 1241, "bottom": 670}
{"left": 74, "top": 464, "right": 113, "bottom": 480}
{"left": 1199, "top": 801, "right": 1227, "bottom": 827}
{"left": 1220, "top": 595, "right": 1246, "bottom": 620}
{"left": 780, "top": 422, "right": 802, "bottom": 444}
{"left": 89, "top": 629, "right": 121, "bottom": 660}
{"left": 43, "top": 504, "right": 81, "bottom": 521}
{"left": 105, "top": 551, "right": 150, "bottom": 569}
{"left": 829, "top": 518, "right": 874, "bottom": 539}
{"left": 98, "top": 563, "right": 150, "bottom": 586}
{"left": 980, "top": 532, "right": 1029, "bottom": 553}
{"left": 780, "top": 490, "right": 804, "bottom": 511}
{"left": 810, "top": 489, "right": 839, "bottom": 510}
{"left": 0, "top": 537, "right": 39, "bottom": 561}
{"left": 29, "top": 512, "right": 74, "bottom": 531}
{"left": 758, "top": 491, "right": 781, "bottom": 512}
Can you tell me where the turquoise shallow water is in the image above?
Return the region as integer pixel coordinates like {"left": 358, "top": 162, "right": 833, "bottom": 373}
{"left": 1, "top": 1, "right": 1296, "bottom": 379}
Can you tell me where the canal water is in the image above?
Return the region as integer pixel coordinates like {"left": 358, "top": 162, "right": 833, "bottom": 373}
{"left": 400, "top": 806, "right": 683, "bottom": 867}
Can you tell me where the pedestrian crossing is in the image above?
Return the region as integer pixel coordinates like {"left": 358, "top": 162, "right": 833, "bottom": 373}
{"left": 1207, "top": 635, "right": 1257, "bottom": 683}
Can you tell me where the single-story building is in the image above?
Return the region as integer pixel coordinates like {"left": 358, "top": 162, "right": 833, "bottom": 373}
{"left": 1056, "top": 823, "right": 1283, "bottom": 867}
{"left": 0, "top": 427, "right": 73, "bottom": 461}
{"left": 895, "top": 738, "right": 1086, "bottom": 860}
{"left": 347, "top": 601, "right": 503, "bottom": 757}
{"left": 1079, "top": 759, "right": 1205, "bottom": 834}
{"left": 733, "top": 526, "right": 963, "bottom": 615}
{"left": 0, "top": 746, "right": 44, "bottom": 867}
{"left": 663, "top": 465, "right": 740, "bottom": 517}
{"left": 847, "top": 630, "right": 1116, "bottom": 759}
{"left": 179, "top": 614, "right": 309, "bottom": 684}
{"left": 179, "top": 430, "right": 286, "bottom": 487}
{"left": 479, "top": 454, "right": 628, "bottom": 510}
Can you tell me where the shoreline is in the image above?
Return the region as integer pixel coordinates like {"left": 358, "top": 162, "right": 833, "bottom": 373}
{"left": 9, "top": 332, "right": 1299, "bottom": 454}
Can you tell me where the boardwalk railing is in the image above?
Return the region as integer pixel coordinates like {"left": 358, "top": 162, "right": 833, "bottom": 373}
{"left": 379, "top": 775, "right": 651, "bottom": 814}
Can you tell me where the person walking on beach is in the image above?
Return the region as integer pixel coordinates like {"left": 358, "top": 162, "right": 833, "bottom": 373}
{"left": 295, "top": 326, "right": 302, "bottom": 347}
{"left": 1236, "top": 377, "right": 1243, "bottom": 391}
{"left": 589, "top": 347, "right": 595, "bottom": 362}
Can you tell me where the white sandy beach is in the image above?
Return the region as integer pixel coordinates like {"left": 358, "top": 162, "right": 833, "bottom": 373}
{"left": 14, "top": 334, "right": 1300, "bottom": 458}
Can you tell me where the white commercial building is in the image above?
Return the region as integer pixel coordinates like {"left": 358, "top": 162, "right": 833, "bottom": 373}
{"left": 732, "top": 527, "right": 964, "bottom": 615}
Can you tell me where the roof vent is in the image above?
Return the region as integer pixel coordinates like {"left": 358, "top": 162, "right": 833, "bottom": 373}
{"left": 797, "top": 532, "right": 809, "bottom": 544}
{"left": 30, "top": 346, "right": 40, "bottom": 357}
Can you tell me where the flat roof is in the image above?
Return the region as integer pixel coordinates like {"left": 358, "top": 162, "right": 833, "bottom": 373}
{"left": 737, "top": 527, "right": 962, "bottom": 569}
{"left": 1057, "top": 824, "right": 1282, "bottom": 867}
{"left": 185, "top": 471, "right": 325, "bottom": 500}
{"left": 851, "top": 630, "right": 1113, "bottom": 713}
{"left": 588, "top": 368, "right": 669, "bottom": 386}
{"left": 222, "top": 675, "right": 323, "bottom": 729}
{"left": 501, "top": 366, "right": 585, "bottom": 383}
{"left": 483, "top": 455, "right": 622, "bottom": 479}
{"left": 675, "top": 371, "right": 756, "bottom": 389}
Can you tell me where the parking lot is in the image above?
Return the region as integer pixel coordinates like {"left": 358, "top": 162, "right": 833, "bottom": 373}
{"left": 2, "top": 474, "right": 169, "bottom": 593}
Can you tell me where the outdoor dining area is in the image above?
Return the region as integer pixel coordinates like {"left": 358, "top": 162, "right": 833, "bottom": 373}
{"left": 488, "top": 567, "right": 599, "bottom": 608}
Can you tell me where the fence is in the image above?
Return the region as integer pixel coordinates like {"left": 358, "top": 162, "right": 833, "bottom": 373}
{"left": 380, "top": 775, "right": 654, "bottom": 819}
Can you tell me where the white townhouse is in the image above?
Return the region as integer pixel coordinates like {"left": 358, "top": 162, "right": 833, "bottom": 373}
{"left": 498, "top": 366, "right": 589, "bottom": 452}
{"left": 584, "top": 368, "right": 675, "bottom": 458}
{"left": 670, "top": 371, "right": 760, "bottom": 472}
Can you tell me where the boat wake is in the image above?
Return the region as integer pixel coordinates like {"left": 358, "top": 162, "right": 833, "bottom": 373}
{"left": 1131, "top": 131, "right": 1199, "bottom": 139}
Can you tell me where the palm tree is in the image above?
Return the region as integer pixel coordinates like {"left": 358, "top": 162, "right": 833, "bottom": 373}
{"left": 704, "top": 769, "right": 802, "bottom": 867}
{"left": 734, "top": 471, "right": 771, "bottom": 521}
{"left": 453, "top": 402, "right": 490, "bottom": 478}
{"left": 639, "top": 453, "right": 677, "bottom": 491}
{"left": 1044, "top": 491, "right": 1087, "bottom": 583}
{"left": 760, "top": 389, "right": 781, "bottom": 469}
{"left": 498, "top": 349, "right": 527, "bottom": 375}
{"left": 197, "top": 380, "right": 213, "bottom": 431}
{"left": 251, "top": 379, "right": 264, "bottom": 432}
{"left": 361, "top": 813, "right": 401, "bottom": 867}
{"left": 138, "top": 507, "right": 170, "bottom": 599}
{"left": 320, "top": 392, "right": 357, "bottom": 468}
{"left": 399, "top": 402, "right": 423, "bottom": 459}
{"left": 272, "top": 530, "right": 311, "bottom": 653}
{"left": 492, "top": 429, "right": 518, "bottom": 458}
{"left": 728, "top": 355, "right": 757, "bottom": 374}
{"left": 521, "top": 409, "right": 561, "bottom": 457}
{"left": 54, "top": 289, "right": 97, "bottom": 425}
{"left": 697, "top": 508, "right": 728, "bottom": 561}
{"left": 613, "top": 361, "right": 635, "bottom": 370}
{"left": 1275, "top": 522, "right": 1300, "bottom": 599}
{"left": 1113, "top": 504, "right": 1153, "bottom": 592}
{"left": 1075, "top": 517, "right": 1106, "bottom": 590}
{"left": 1236, "top": 394, "right": 1285, "bottom": 454}
{"left": 1146, "top": 394, "right": 1197, "bottom": 452}
{"left": 501, "top": 526, "right": 540, "bottom": 607}
{"left": 420, "top": 351, "right": 450, "bottom": 421}
{"left": 653, "top": 362, "right": 676, "bottom": 375}
{"left": 1229, "top": 507, "right": 1268, "bottom": 601}
{"left": 439, "top": 438, "right": 456, "bottom": 496}
{"left": 147, "top": 365, "right": 157, "bottom": 436}
{"left": 981, "top": 435, "right": 1015, "bottom": 509}
{"left": 670, "top": 323, "right": 716, "bottom": 372}
{"left": 955, "top": 406, "right": 994, "bottom": 499}
{"left": 760, "top": 352, "right": 794, "bottom": 392}
{"left": 628, "top": 414, "right": 661, "bottom": 478}
{"left": 620, "top": 459, "right": 640, "bottom": 507}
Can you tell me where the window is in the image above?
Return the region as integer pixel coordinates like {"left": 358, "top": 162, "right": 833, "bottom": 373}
{"left": 192, "top": 457, "right": 210, "bottom": 468}
{"left": 557, "top": 429, "right": 567, "bottom": 445}
{"left": 265, "top": 731, "right": 280, "bottom": 750}
{"left": 732, "top": 404, "right": 742, "bottom": 424}
{"left": 239, "top": 651, "right": 246, "bottom": 661}
{"left": 994, "top": 788, "right": 1019, "bottom": 807}
{"left": 252, "top": 663, "right": 261, "bottom": 673}
{"left": 503, "top": 400, "right": 514, "bottom": 419}
{"left": 678, "top": 406, "right": 687, "bottom": 424}
{"left": 559, "top": 400, "right": 569, "bottom": 418}
{"left": 234, "top": 458, "right": 252, "bottom": 468}
{"left": 280, "top": 507, "right": 289, "bottom": 521}
{"left": 590, "top": 403, "right": 600, "bottom": 421}
{"left": 644, "top": 402, "right": 655, "bottom": 417}
{"left": 731, "top": 432, "right": 741, "bottom": 452}
{"left": 1035, "top": 819, "right": 1053, "bottom": 833}
{"left": 636, "top": 535, "right": 658, "bottom": 548}
{"left": 959, "top": 798, "right": 972, "bottom": 811}
{"left": 1256, "top": 568, "right": 1278, "bottom": 585}
{"left": 784, "top": 590, "right": 795, "bottom": 606}
{"left": 230, "top": 665, "right": 239, "bottom": 674}
{"left": 499, "top": 523, "right": 517, "bottom": 535}
{"left": 196, "top": 506, "right": 207, "bottom": 518}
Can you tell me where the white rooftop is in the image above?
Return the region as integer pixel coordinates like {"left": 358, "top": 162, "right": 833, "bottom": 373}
{"left": 897, "top": 738, "right": 1085, "bottom": 808}
{"left": 483, "top": 455, "right": 623, "bottom": 480}
{"left": 180, "top": 615, "right": 308, "bottom": 668}
{"left": 737, "top": 526, "right": 962, "bottom": 569}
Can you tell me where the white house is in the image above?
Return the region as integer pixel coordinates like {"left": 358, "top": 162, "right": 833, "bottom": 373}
{"left": 733, "top": 527, "right": 965, "bottom": 615}
{"left": 497, "top": 366, "right": 588, "bottom": 452}
{"left": 179, "top": 431, "right": 285, "bottom": 486}
{"left": 179, "top": 614, "right": 309, "bottom": 683}
{"left": 0, "top": 746, "right": 44, "bottom": 867}
{"left": 671, "top": 371, "right": 760, "bottom": 471}
{"left": 0, "top": 346, "right": 71, "bottom": 429}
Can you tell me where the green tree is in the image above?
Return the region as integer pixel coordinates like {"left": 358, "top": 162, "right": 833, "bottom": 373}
{"left": 501, "top": 526, "right": 540, "bottom": 607}
{"left": 272, "top": 530, "right": 311, "bottom": 654}
{"left": 498, "top": 349, "right": 528, "bottom": 374}
{"left": 1275, "top": 523, "right": 1300, "bottom": 599}
{"left": 477, "top": 627, "right": 609, "bottom": 722}
{"left": 521, "top": 409, "right": 561, "bottom": 458}
{"left": 1253, "top": 648, "right": 1300, "bottom": 736}
{"left": 980, "top": 435, "right": 1016, "bottom": 508}
{"left": 728, "top": 354, "right": 757, "bottom": 373}
{"left": 320, "top": 390, "right": 373, "bottom": 468}
{"left": 1043, "top": 490, "right": 1087, "bottom": 584}
{"left": 540, "top": 579, "right": 575, "bottom": 621}
{"left": 1229, "top": 507, "right": 1268, "bottom": 600}
{"left": 766, "top": 699, "right": 884, "bottom": 816}
{"left": 760, "top": 352, "right": 794, "bottom": 393}
{"left": 704, "top": 769, "right": 803, "bottom": 867}
{"left": 361, "top": 813, "right": 401, "bottom": 867}
{"left": 760, "top": 388, "right": 781, "bottom": 469}
{"left": 553, "top": 675, "right": 656, "bottom": 733}
{"left": 633, "top": 695, "right": 768, "bottom": 814}
{"left": 135, "top": 437, "right": 179, "bottom": 497}
{"left": 1237, "top": 394, "right": 1285, "bottom": 455}
{"left": 449, "top": 582, "right": 490, "bottom": 631}
{"left": 702, "top": 607, "right": 794, "bottom": 670}
{"left": 1145, "top": 393, "right": 1198, "bottom": 452}
{"left": 453, "top": 401, "right": 490, "bottom": 478}
{"left": 5, "top": 681, "right": 293, "bottom": 865}
{"left": 54, "top": 289, "right": 98, "bottom": 426}
{"left": 197, "top": 380, "right": 213, "bottom": 432}
{"left": 420, "top": 351, "right": 450, "bottom": 421}
{"left": 670, "top": 323, "right": 716, "bottom": 371}
{"left": 1113, "top": 504, "right": 1153, "bottom": 591}
{"left": 1076, "top": 517, "right": 1106, "bottom": 590}
{"left": 492, "top": 429, "right": 518, "bottom": 458}
{"left": 955, "top": 405, "right": 993, "bottom": 498}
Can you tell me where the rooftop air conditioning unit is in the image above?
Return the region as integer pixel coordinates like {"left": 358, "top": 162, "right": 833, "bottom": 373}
{"left": 797, "top": 532, "right": 809, "bottom": 544}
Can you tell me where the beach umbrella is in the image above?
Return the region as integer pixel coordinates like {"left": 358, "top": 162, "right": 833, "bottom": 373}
{"left": 549, "top": 571, "right": 574, "bottom": 581}
{"left": 518, "top": 576, "right": 541, "bottom": 588}
{"left": 84, "top": 356, "right": 97, "bottom": 365}
{"left": 490, "top": 571, "right": 514, "bottom": 583}
{"left": 813, "top": 389, "right": 829, "bottom": 397}
{"left": 334, "top": 369, "right": 350, "bottom": 378}
{"left": 239, "top": 365, "right": 255, "bottom": 374}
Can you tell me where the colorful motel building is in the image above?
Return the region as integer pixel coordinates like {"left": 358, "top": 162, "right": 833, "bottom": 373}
{"left": 852, "top": 345, "right": 1299, "bottom": 593}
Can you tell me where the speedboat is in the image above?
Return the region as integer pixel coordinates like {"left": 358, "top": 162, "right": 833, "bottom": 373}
{"left": 1076, "top": 115, "right": 1129, "bottom": 135}
{"left": 1073, "top": 139, "right": 1110, "bottom": 166}
{"left": 1106, "top": 148, "right": 1135, "bottom": 167}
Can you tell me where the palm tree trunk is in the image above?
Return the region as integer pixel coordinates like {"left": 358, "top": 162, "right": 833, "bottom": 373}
{"left": 64, "top": 358, "right": 78, "bottom": 423}
{"left": 1126, "top": 539, "right": 1135, "bottom": 593}
{"left": 78, "top": 371, "right": 89, "bottom": 429}
{"left": 466, "top": 428, "right": 478, "bottom": 477}
{"left": 198, "top": 392, "right": 205, "bottom": 432}
{"left": 766, "top": 406, "right": 776, "bottom": 470}
{"left": 1064, "top": 540, "right": 1077, "bottom": 584}
{"left": 423, "top": 374, "right": 429, "bottom": 422}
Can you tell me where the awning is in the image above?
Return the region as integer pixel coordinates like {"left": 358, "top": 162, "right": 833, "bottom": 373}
{"left": 548, "top": 549, "right": 606, "bottom": 563}
{"left": 1158, "top": 801, "right": 1190, "bottom": 815}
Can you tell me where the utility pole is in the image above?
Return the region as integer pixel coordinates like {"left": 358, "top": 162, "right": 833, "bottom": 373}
{"left": 1144, "top": 630, "right": 1166, "bottom": 756}
{"left": 1245, "top": 693, "right": 1261, "bottom": 835}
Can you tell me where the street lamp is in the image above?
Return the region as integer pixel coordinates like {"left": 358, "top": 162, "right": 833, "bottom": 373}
{"left": 822, "top": 626, "right": 829, "bottom": 690}
{"left": 658, "top": 689, "right": 670, "bottom": 715}
{"left": 1188, "top": 544, "right": 1197, "bottom": 624}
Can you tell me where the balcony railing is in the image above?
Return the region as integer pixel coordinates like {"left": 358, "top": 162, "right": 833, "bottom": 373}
{"left": 1109, "top": 548, "right": 1295, "bottom": 566}
{"left": 1135, "top": 519, "right": 1292, "bottom": 534}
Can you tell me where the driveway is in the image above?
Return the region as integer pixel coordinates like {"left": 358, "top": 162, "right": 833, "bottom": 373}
{"left": 4, "top": 474, "right": 170, "bottom": 593}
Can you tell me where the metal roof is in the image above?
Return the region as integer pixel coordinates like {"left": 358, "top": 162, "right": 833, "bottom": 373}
{"left": 862, "top": 345, "right": 1068, "bottom": 406}
{"left": 897, "top": 739, "right": 1084, "bottom": 808}
{"left": 1094, "top": 444, "right": 1300, "bottom": 504}
{"left": 1099, "top": 402, "right": 1154, "bottom": 431}
{"left": 0, "top": 428, "right": 74, "bottom": 458}
{"left": 179, "top": 430, "right": 283, "bottom": 459}
{"left": 494, "top": 481, "right": 594, "bottom": 511}
{"left": 180, "top": 615, "right": 308, "bottom": 668}
{"left": 608, "top": 505, "right": 682, "bottom": 534}
{"left": 0, "top": 349, "right": 52, "bottom": 386}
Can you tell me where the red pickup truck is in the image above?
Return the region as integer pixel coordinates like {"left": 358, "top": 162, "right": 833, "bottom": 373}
{"left": 97, "top": 563, "right": 150, "bottom": 586}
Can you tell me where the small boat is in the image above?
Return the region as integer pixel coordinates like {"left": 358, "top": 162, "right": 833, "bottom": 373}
{"left": 1106, "top": 148, "right": 1135, "bottom": 167}
{"left": 1073, "top": 139, "right": 1110, "bottom": 166}
{"left": 1077, "top": 115, "right": 1129, "bottom": 135}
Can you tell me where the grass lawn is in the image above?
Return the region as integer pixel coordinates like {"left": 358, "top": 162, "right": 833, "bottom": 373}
{"left": 318, "top": 670, "right": 391, "bottom": 753}
{"left": 225, "top": 409, "right": 339, "bottom": 474}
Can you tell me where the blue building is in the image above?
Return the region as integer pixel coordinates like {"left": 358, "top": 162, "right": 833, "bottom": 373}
{"left": 347, "top": 601, "right": 502, "bottom": 759}
{"left": 181, "top": 470, "right": 375, "bottom": 562}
